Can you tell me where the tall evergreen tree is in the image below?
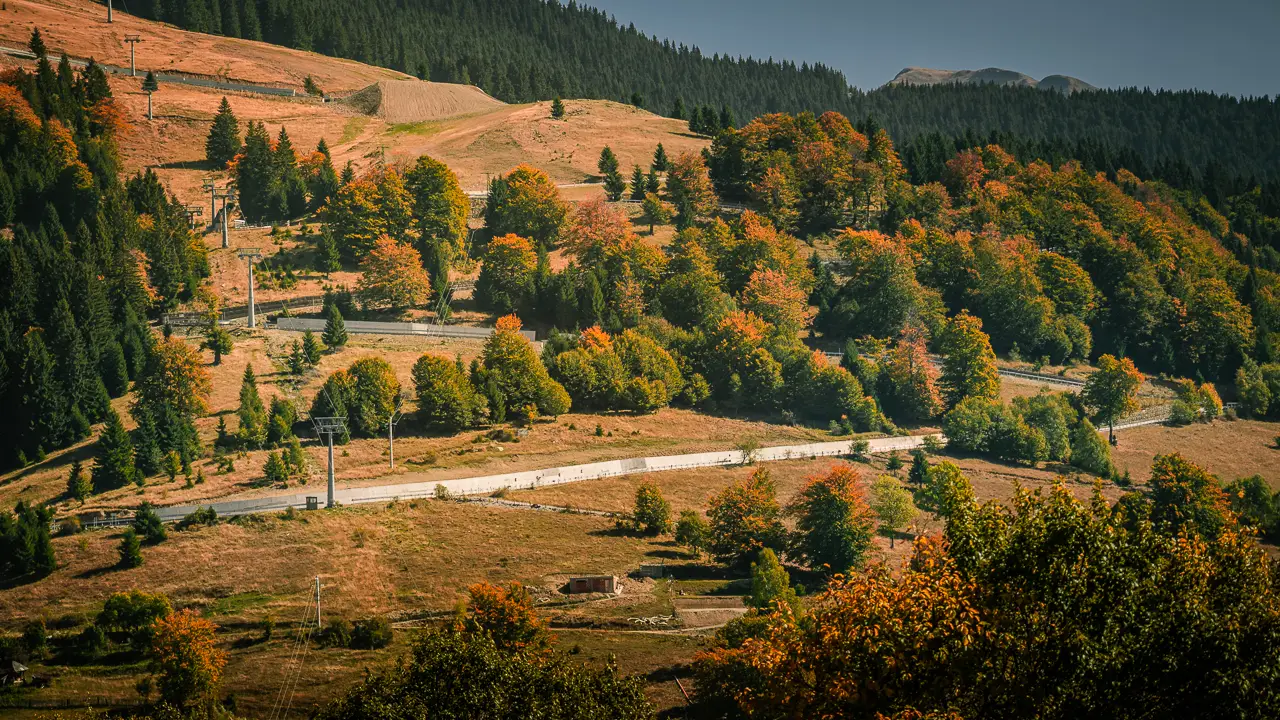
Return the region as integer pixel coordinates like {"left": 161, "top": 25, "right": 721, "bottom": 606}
{"left": 323, "top": 304, "right": 348, "bottom": 348}
{"left": 629, "top": 165, "right": 647, "bottom": 201}
{"left": 237, "top": 364, "right": 267, "bottom": 448}
{"left": 205, "top": 97, "right": 241, "bottom": 167}
{"left": 92, "top": 409, "right": 137, "bottom": 493}
{"left": 652, "top": 144, "right": 669, "bottom": 173}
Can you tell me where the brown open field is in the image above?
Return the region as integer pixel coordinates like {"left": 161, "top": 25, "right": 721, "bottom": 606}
{"left": 0, "top": 498, "right": 703, "bottom": 714}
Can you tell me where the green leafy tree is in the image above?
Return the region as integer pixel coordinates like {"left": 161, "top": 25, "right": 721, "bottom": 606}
{"left": 633, "top": 481, "right": 673, "bottom": 535}
{"left": 1235, "top": 357, "right": 1272, "bottom": 418}
{"left": 1080, "top": 354, "right": 1143, "bottom": 443}
{"left": 314, "top": 628, "right": 652, "bottom": 720}
{"left": 1148, "top": 453, "right": 1231, "bottom": 538}
{"left": 938, "top": 311, "right": 1000, "bottom": 408}
{"left": 640, "top": 192, "right": 672, "bottom": 234}
{"left": 405, "top": 155, "right": 469, "bottom": 274}
{"left": 675, "top": 510, "right": 710, "bottom": 557}
{"left": 205, "top": 97, "right": 241, "bottom": 167}
{"left": 869, "top": 475, "right": 918, "bottom": 548}
{"left": 412, "top": 354, "right": 483, "bottom": 431}
{"left": 480, "top": 316, "right": 571, "bottom": 419}
{"left": 748, "top": 547, "right": 799, "bottom": 612}
{"left": 1069, "top": 418, "right": 1115, "bottom": 477}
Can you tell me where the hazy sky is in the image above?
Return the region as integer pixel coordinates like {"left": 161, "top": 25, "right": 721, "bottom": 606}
{"left": 582, "top": 0, "right": 1280, "bottom": 97}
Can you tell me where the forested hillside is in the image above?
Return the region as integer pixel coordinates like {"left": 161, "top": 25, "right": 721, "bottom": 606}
{"left": 134, "top": 0, "right": 1280, "bottom": 186}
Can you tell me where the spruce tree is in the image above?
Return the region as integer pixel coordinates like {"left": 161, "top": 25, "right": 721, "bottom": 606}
{"left": 652, "top": 143, "right": 669, "bottom": 172}
{"left": 629, "top": 165, "right": 647, "bottom": 201}
{"left": 67, "top": 460, "right": 91, "bottom": 502}
{"left": 118, "top": 527, "right": 143, "bottom": 568}
{"left": 133, "top": 502, "right": 167, "bottom": 544}
{"left": 92, "top": 409, "right": 137, "bottom": 493}
{"left": 646, "top": 169, "right": 660, "bottom": 195}
{"left": 315, "top": 225, "right": 341, "bottom": 273}
{"left": 341, "top": 161, "right": 356, "bottom": 185}
{"left": 16, "top": 329, "right": 69, "bottom": 458}
{"left": 323, "top": 304, "right": 348, "bottom": 349}
{"left": 671, "top": 97, "right": 686, "bottom": 120}
{"left": 599, "top": 146, "right": 625, "bottom": 201}
{"left": 237, "top": 364, "right": 267, "bottom": 448}
{"left": 206, "top": 97, "right": 241, "bottom": 167}
{"left": 550, "top": 96, "right": 565, "bottom": 119}
{"left": 302, "top": 330, "right": 323, "bottom": 364}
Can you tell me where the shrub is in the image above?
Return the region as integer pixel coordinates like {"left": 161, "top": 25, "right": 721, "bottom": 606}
{"left": 97, "top": 590, "right": 172, "bottom": 650}
{"left": 351, "top": 617, "right": 394, "bottom": 649}
{"left": 133, "top": 502, "right": 167, "bottom": 544}
{"left": 318, "top": 618, "right": 353, "bottom": 648}
{"left": 176, "top": 506, "right": 218, "bottom": 530}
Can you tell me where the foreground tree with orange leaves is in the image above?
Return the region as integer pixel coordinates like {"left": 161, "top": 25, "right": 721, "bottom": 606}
{"left": 357, "top": 235, "right": 432, "bottom": 311}
{"left": 694, "top": 459, "right": 1280, "bottom": 719}
{"left": 150, "top": 609, "right": 227, "bottom": 708}
{"left": 788, "top": 464, "right": 876, "bottom": 574}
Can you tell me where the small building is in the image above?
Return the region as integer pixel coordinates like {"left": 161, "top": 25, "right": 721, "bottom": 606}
{"left": 1, "top": 660, "right": 28, "bottom": 686}
{"left": 567, "top": 575, "right": 618, "bottom": 594}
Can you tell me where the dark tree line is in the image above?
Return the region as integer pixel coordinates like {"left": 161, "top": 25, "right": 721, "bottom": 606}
{"left": 0, "top": 30, "right": 208, "bottom": 469}
{"left": 134, "top": 0, "right": 1279, "bottom": 189}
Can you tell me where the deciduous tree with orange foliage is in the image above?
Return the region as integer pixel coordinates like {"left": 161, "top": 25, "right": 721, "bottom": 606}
{"left": 707, "top": 467, "right": 787, "bottom": 568}
{"left": 695, "top": 462, "right": 1280, "bottom": 719}
{"left": 150, "top": 609, "right": 226, "bottom": 708}
{"left": 560, "top": 196, "right": 638, "bottom": 264}
{"left": 357, "top": 235, "right": 431, "bottom": 310}
{"left": 877, "top": 328, "right": 943, "bottom": 424}
{"left": 741, "top": 268, "right": 808, "bottom": 335}
{"left": 788, "top": 464, "right": 876, "bottom": 574}
{"left": 484, "top": 164, "right": 568, "bottom": 248}
{"left": 460, "top": 581, "right": 551, "bottom": 654}
{"left": 665, "top": 151, "right": 718, "bottom": 226}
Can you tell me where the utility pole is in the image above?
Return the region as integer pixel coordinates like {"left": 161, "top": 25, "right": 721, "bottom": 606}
{"left": 107, "top": 0, "right": 113, "bottom": 23}
{"left": 314, "top": 576, "right": 322, "bottom": 627}
{"left": 236, "top": 247, "right": 262, "bottom": 328}
{"left": 124, "top": 35, "right": 141, "bottom": 76}
{"left": 386, "top": 396, "right": 405, "bottom": 469}
{"left": 310, "top": 417, "right": 347, "bottom": 508}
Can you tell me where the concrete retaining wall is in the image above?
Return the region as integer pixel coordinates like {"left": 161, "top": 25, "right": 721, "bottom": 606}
{"left": 154, "top": 435, "right": 937, "bottom": 522}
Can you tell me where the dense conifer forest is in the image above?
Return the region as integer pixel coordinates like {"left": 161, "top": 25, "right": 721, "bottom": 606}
{"left": 133, "top": 0, "right": 1280, "bottom": 190}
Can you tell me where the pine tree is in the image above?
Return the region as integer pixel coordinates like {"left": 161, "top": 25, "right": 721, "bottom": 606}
{"left": 67, "top": 460, "right": 91, "bottom": 502}
{"left": 133, "top": 502, "right": 167, "bottom": 544}
{"left": 645, "top": 169, "right": 660, "bottom": 195}
{"left": 206, "top": 97, "right": 241, "bottom": 167}
{"left": 237, "top": 364, "right": 267, "bottom": 448}
{"left": 315, "top": 225, "right": 341, "bottom": 273}
{"left": 323, "top": 304, "right": 348, "bottom": 348}
{"left": 93, "top": 409, "right": 137, "bottom": 493}
{"left": 302, "top": 330, "right": 323, "bottom": 364}
{"left": 671, "top": 97, "right": 686, "bottom": 120}
{"left": 629, "top": 165, "right": 647, "bottom": 201}
{"left": 341, "top": 161, "right": 356, "bottom": 185}
{"left": 118, "top": 527, "right": 143, "bottom": 568}
{"left": 597, "top": 146, "right": 620, "bottom": 177}
{"left": 652, "top": 143, "right": 669, "bottom": 172}
{"left": 550, "top": 96, "right": 565, "bottom": 119}
{"left": 16, "top": 329, "right": 69, "bottom": 458}
{"left": 201, "top": 323, "right": 233, "bottom": 365}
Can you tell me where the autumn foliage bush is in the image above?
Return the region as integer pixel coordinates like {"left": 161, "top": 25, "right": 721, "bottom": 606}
{"left": 694, "top": 459, "right": 1280, "bottom": 719}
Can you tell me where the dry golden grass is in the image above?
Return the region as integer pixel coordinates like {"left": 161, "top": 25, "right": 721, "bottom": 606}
{"left": 1108, "top": 418, "right": 1280, "bottom": 486}
{"left": 0, "top": 498, "right": 701, "bottom": 714}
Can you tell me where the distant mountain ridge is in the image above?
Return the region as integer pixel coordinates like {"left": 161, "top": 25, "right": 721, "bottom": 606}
{"left": 888, "top": 67, "right": 1097, "bottom": 94}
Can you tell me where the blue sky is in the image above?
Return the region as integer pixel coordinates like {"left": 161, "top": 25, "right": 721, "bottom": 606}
{"left": 582, "top": 0, "right": 1280, "bottom": 97}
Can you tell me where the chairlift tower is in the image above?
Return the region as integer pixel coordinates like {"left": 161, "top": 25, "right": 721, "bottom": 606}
{"left": 310, "top": 417, "right": 347, "bottom": 508}
{"left": 106, "top": 0, "right": 113, "bottom": 23}
{"left": 183, "top": 205, "right": 203, "bottom": 229}
{"left": 124, "top": 35, "right": 141, "bottom": 76}
{"left": 202, "top": 179, "right": 218, "bottom": 222}
{"left": 236, "top": 247, "right": 262, "bottom": 328}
